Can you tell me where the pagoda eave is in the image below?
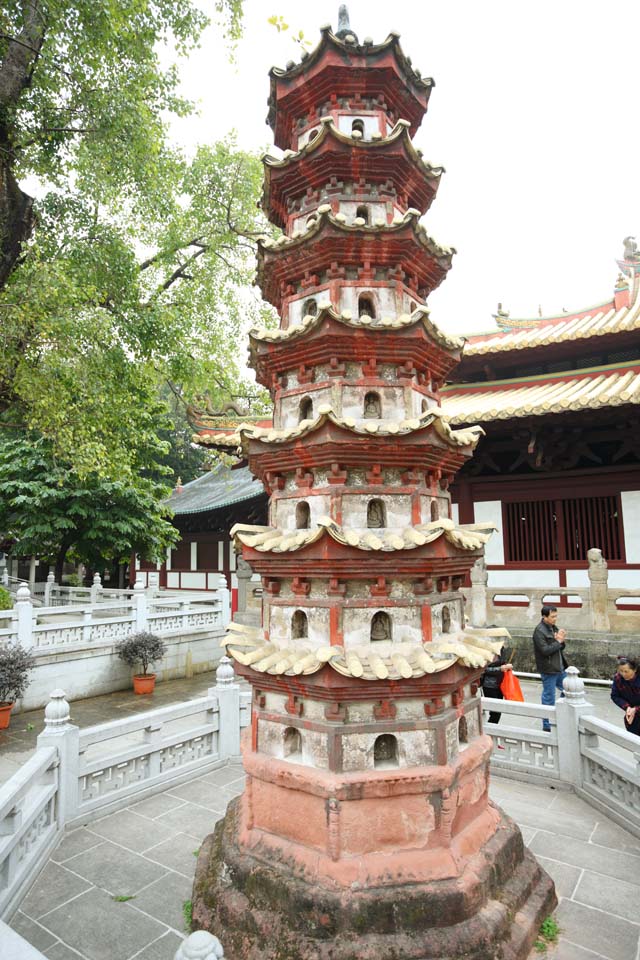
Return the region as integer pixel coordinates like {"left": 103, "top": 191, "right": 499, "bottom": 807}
{"left": 257, "top": 214, "right": 453, "bottom": 309}
{"left": 238, "top": 547, "right": 480, "bottom": 581}
{"left": 250, "top": 318, "right": 462, "bottom": 388}
{"left": 268, "top": 30, "right": 433, "bottom": 147}
{"left": 263, "top": 122, "right": 442, "bottom": 228}
{"left": 246, "top": 439, "right": 473, "bottom": 481}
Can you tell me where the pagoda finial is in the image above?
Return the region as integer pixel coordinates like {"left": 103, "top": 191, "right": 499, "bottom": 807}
{"left": 336, "top": 5, "right": 358, "bottom": 42}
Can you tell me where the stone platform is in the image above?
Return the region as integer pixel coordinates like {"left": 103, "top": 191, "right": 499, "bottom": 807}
{"left": 8, "top": 769, "right": 640, "bottom": 960}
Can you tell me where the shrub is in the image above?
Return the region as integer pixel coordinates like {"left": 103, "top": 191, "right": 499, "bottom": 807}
{"left": 0, "top": 645, "right": 36, "bottom": 703}
{"left": 117, "top": 632, "right": 167, "bottom": 676}
{"left": 0, "top": 587, "right": 12, "bottom": 610}
{"left": 65, "top": 573, "right": 82, "bottom": 587}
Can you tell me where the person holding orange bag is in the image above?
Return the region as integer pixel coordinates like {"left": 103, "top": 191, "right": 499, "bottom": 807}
{"left": 480, "top": 643, "right": 514, "bottom": 724}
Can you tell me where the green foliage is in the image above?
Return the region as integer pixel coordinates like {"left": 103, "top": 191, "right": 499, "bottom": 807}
{"left": 534, "top": 916, "right": 560, "bottom": 952}
{"left": 0, "top": 434, "right": 178, "bottom": 573}
{"left": 182, "top": 899, "right": 193, "bottom": 932}
{"left": 0, "top": 645, "right": 35, "bottom": 703}
{"left": 0, "top": 0, "right": 269, "bottom": 479}
{"left": 112, "top": 895, "right": 136, "bottom": 902}
{"left": 64, "top": 573, "right": 82, "bottom": 587}
{"left": 1, "top": 138, "right": 271, "bottom": 478}
{"left": 268, "top": 14, "right": 311, "bottom": 49}
{"left": 0, "top": 587, "right": 12, "bottom": 610}
{"left": 117, "top": 631, "right": 167, "bottom": 676}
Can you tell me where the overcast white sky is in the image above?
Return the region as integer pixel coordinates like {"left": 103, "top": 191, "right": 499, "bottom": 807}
{"left": 168, "top": 0, "right": 640, "bottom": 336}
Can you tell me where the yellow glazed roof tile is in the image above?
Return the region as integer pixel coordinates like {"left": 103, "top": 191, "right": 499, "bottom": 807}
{"left": 441, "top": 364, "right": 640, "bottom": 423}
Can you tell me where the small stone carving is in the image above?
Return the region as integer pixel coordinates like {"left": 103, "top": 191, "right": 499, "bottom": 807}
{"left": 370, "top": 610, "right": 391, "bottom": 641}
{"left": 623, "top": 236, "right": 640, "bottom": 260}
{"left": 174, "top": 931, "right": 224, "bottom": 960}
{"left": 366, "top": 499, "right": 385, "bottom": 528}
{"left": 363, "top": 392, "right": 381, "bottom": 418}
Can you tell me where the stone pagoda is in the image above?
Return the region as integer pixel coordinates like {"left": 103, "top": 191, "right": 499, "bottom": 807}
{"left": 193, "top": 9, "right": 555, "bottom": 958}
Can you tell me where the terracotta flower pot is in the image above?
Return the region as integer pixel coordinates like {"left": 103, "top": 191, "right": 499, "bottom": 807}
{"left": 0, "top": 702, "right": 14, "bottom": 729}
{"left": 132, "top": 674, "right": 156, "bottom": 695}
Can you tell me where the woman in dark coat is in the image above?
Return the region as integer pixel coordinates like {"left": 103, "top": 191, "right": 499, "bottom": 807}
{"left": 610, "top": 656, "right": 640, "bottom": 736}
{"left": 480, "top": 644, "right": 513, "bottom": 724}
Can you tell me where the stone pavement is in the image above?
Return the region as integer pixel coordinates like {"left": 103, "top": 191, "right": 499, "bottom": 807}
{"left": 7, "top": 765, "right": 640, "bottom": 960}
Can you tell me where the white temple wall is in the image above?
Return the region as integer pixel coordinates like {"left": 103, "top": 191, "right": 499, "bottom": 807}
{"left": 621, "top": 490, "right": 640, "bottom": 561}
{"left": 473, "top": 500, "right": 504, "bottom": 564}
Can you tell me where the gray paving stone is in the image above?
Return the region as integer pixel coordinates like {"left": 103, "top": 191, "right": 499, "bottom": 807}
{"left": 143, "top": 833, "right": 199, "bottom": 878}
{"left": 50, "top": 828, "right": 103, "bottom": 863}
{"left": 41, "top": 887, "right": 166, "bottom": 960}
{"left": 490, "top": 776, "right": 557, "bottom": 808}
{"left": 529, "top": 831, "right": 640, "bottom": 885}
{"left": 64, "top": 840, "right": 167, "bottom": 896}
{"left": 156, "top": 801, "right": 223, "bottom": 841}
{"left": 132, "top": 871, "right": 193, "bottom": 931}
{"left": 130, "top": 793, "right": 187, "bottom": 820}
{"left": 132, "top": 931, "right": 185, "bottom": 960}
{"left": 534, "top": 856, "right": 582, "bottom": 898}
{"left": 546, "top": 940, "right": 608, "bottom": 960}
{"left": 89, "top": 808, "right": 177, "bottom": 852}
{"left": 43, "top": 942, "right": 87, "bottom": 960}
{"left": 497, "top": 796, "right": 595, "bottom": 840}
{"left": 165, "top": 778, "right": 229, "bottom": 812}
{"left": 9, "top": 911, "right": 58, "bottom": 951}
{"left": 590, "top": 820, "right": 640, "bottom": 855}
{"left": 574, "top": 870, "right": 640, "bottom": 921}
{"left": 198, "top": 764, "right": 245, "bottom": 787}
{"left": 20, "top": 861, "right": 92, "bottom": 919}
{"left": 555, "top": 899, "right": 640, "bottom": 960}
{"left": 548, "top": 792, "right": 602, "bottom": 823}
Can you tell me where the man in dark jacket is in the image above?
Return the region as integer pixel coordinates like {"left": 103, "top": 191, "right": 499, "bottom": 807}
{"left": 533, "top": 604, "right": 568, "bottom": 732}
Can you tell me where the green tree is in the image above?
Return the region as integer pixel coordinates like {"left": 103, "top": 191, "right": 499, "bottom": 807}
{"left": 0, "top": 433, "right": 179, "bottom": 581}
{"left": 0, "top": 0, "right": 275, "bottom": 477}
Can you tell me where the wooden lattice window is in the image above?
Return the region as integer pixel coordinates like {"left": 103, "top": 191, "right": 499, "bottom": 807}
{"left": 503, "top": 496, "right": 624, "bottom": 563}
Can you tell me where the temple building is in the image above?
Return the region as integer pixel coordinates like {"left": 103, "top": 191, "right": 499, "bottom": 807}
{"left": 444, "top": 249, "right": 640, "bottom": 594}
{"left": 192, "top": 10, "right": 554, "bottom": 958}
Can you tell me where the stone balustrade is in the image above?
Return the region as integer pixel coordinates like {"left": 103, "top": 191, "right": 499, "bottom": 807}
{"left": 483, "top": 666, "right": 640, "bottom": 840}
{"left": 0, "top": 660, "right": 249, "bottom": 924}
{"left": 0, "top": 581, "right": 231, "bottom": 710}
{"left": 466, "top": 550, "right": 640, "bottom": 634}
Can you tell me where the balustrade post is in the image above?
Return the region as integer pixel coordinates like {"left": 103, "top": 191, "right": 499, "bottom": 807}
{"left": 90, "top": 572, "right": 103, "bottom": 604}
{"left": 44, "top": 571, "right": 56, "bottom": 606}
{"left": 82, "top": 608, "right": 93, "bottom": 645}
{"left": 555, "top": 666, "right": 593, "bottom": 789}
{"left": 174, "top": 930, "right": 224, "bottom": 959}
{"left": 37, "top": 690, "right": 80, "bottom": 826}
{"left": 469, "top": 557, "right": 488, "bottom": 627}
{"left": 15, "top": 583, "right": 34, "bottom": 647}
{"left": 211, "top": 573, "right": 231, "bottom": 626}
{"left": 1, "top": 565, "right": 8, "bottom": 586}
{"left": 587, "top": 547, "right": 610, "bottom": 631}
{"left": 133, "top": 579, "right": 148, "bottom": 632}
{"left": 211, "top": 656, "right": 240, "bottom": 760}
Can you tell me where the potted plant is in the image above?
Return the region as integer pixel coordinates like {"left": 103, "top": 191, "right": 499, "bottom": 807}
{"left": 0, "top": 645, "right": 35, "bottom": 728}
{"left": 117, "top": 631, "right": 167, "bottom": 694}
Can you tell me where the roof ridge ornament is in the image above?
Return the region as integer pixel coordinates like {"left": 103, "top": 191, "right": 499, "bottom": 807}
{"left": 336, "top": 4, "right": 358, "bottom": 43}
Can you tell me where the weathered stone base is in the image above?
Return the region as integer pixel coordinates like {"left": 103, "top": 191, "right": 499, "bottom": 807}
{"left": 192, "top": 798, "right": 556, "bottom": 960}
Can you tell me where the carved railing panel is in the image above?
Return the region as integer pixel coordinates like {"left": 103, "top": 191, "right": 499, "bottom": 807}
{"left": 0, "top": 748, "right": 60, "bottom": 917}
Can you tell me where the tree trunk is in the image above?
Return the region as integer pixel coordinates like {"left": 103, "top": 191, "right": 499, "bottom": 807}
{"left": 0, "top": 157, "right": 34, "bottom": 289}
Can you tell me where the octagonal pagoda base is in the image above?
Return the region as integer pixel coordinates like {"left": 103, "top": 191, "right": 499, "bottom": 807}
{"left": 193, "top": 777, "right": 555, "bottom": 960}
